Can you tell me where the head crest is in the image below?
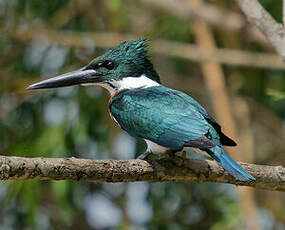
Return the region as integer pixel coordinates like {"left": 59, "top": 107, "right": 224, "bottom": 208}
{"left": 108, "top": 39, "right": 149, "bottom": 61}
{"left": 88, "top": 39, "right": 160, "bottom": 83}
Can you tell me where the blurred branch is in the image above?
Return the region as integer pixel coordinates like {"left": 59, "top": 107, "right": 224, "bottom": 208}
{"left": 141, "top": 0, "right": 266, "bottom": 44}
{"left": 192, "top": 3, "right": 259, "bottom": 228}
{"left": 235, "top": 0, "right": 285, "bottom": 60}
{"left": 0, "top": 155, "right": 284, "bottom": 192}
{"left": 6, "top": 28, "right": 285, "bottom": 69}
{"left": 283, "top": 0, "right": 285, "bottom": 25}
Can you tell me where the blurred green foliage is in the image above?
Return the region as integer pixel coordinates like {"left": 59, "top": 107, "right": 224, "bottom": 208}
{"left": 0, "top": 0, "right": 284, "bottom": 230}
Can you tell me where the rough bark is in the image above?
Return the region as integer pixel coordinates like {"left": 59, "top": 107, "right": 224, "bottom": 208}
{"left": 0, "top": 155, "right": 284, "bottom": 192}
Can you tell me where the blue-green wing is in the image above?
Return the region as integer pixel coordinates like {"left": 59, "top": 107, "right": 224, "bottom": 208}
{"left": 110, "top": 86, "right": 219, "bottom": 149}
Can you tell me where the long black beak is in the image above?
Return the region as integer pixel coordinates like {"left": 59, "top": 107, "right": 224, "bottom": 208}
{"left": 27, "top": 67, "right": 103, "bottom": 90}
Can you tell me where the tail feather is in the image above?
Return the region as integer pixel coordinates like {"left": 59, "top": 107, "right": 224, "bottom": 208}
{"left": 205, "top": 146, "right": 255, "bottom": 181}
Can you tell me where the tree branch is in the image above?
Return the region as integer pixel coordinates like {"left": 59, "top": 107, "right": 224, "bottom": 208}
{"left": 6, "top": 28, "right": 285, "bottom": 70}
{"left": 0, "top": 155, "right": 284, "bottom": 192}
{"left": 235, "top": 0, "right": 285, "bottom": 60}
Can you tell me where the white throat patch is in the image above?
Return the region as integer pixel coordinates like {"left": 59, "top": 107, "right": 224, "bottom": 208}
{"left": 96, "top": 75, "right": 160, "bottom": 95}
{"left": 116, "top": 75, "right": 160, "bottom": 91}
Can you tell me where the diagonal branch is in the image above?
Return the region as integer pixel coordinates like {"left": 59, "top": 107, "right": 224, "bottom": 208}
{"left": 235, "top": 0, "right": 285, "bottom": 60}
{"left": 142, "top": 0, "right": 266, "bottom": 44}
{"left": 0, "top": 155, "right": 284, "bottom": 192}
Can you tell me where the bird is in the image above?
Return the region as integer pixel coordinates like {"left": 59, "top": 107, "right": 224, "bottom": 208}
{"left": 27, "top": 39, "right": 255, "bottom": 181}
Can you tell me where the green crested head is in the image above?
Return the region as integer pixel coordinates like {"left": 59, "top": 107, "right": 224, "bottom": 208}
{"left": 86, "top": 39, "right": 160, "bottom": 83}
{"left": 27, "top": 39, "right": 160, "bottom": 91}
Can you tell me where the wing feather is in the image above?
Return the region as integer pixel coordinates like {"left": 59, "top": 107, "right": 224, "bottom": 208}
{"left": 110, "top": 86, "right": 218, "bottom": 149}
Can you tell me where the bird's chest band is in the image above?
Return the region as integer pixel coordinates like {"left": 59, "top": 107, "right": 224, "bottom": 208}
{"left": 109, "top": 91, "right": 119, "bottom": 103}
{"left": 108, "top": 91, "right": 119, "bottom": 115}
{"left": 108, "top": 91, "right": 120, "bottom": 126}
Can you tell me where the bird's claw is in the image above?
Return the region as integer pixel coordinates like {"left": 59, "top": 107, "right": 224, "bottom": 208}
{"left": 166, "top": 149, "right": 176, "bottom": 159}
{"left": 181, "top": 151, "right": 187, "bottom": 159}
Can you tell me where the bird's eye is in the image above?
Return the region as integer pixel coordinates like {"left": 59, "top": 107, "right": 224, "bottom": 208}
{"left": 102, "top": 60, "right": 115, "bottom": 70}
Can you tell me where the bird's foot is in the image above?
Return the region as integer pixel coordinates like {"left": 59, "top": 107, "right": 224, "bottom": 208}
{"left": 166, "top": 147, "right": 184, "bottom": 159}
{"left": 137, "top": 150, "right": 152, "bottom": 160}
{"left": 165, "top": 149, "right": 187, "bottom": 167}
{"left": 181, "top": 150, "right": 187, "bottom": 160}
{"left": 166, "top": 149, "right": 177, "bottom": 159}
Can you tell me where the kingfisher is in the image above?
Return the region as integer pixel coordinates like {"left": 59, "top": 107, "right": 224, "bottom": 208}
{"left": 27, "top": 39, "right": 255, "bottom": 181}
